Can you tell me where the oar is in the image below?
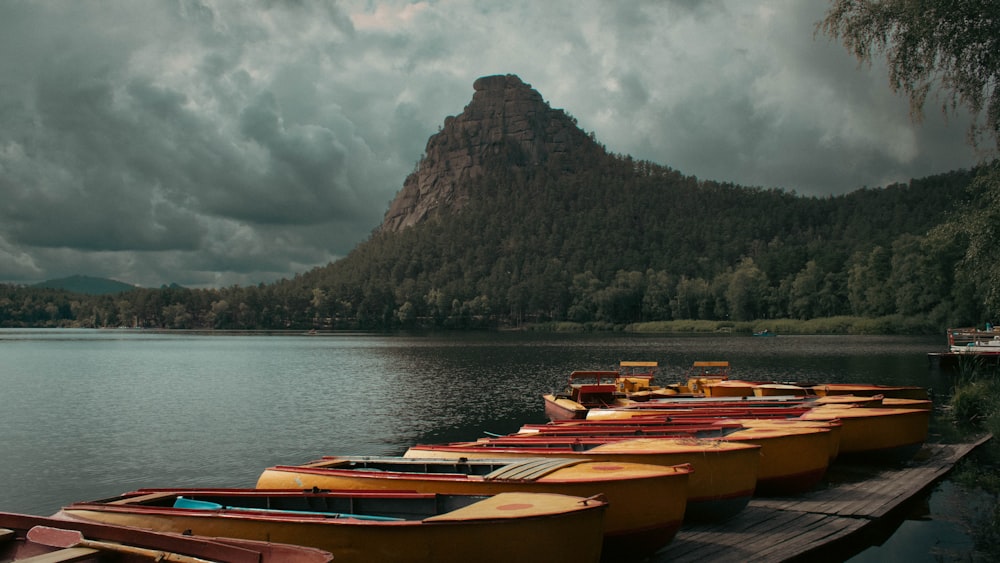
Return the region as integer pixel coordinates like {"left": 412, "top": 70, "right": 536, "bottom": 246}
{"left": 26, "top": 525, "right": 218, "bottom": 563}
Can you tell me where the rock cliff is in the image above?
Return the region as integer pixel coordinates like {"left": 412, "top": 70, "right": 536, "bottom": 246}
{"left": 380, "top": 74, "right": 602, "bottom": 233}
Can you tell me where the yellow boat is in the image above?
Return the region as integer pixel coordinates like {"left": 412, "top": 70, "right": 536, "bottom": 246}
{"left": 799, "top": 406, "right": 931, "bottom": 460}
{"left": 753, "top": 383, "right": 812, "bottom": 397}
{"left": 716, "top": 426, "right": 831, "bottom": 495}
{"left": 701, "top": 379, "right": 760, "bottom": 398}
{"left": 54, "top": 489, "right": 607, "bottom": 563}
{"left": 543, "top": 370, "right": 627, "bottom": 420}
{"left": 256, "top": 456, "right": 690, "bottom": 561}
{"left": 404, "top": 437, "right": 761, "bottom": 523}
{"left": 733, "top": 418, "right": 843, "bottom": 462}
{"left": 811, "top": 383, "right": 929, "bottom": 401}
{"left": 683, "top": 361, "right": 731, "bottom": 394}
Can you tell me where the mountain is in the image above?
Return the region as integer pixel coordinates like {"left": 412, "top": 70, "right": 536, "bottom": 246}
{"left": 381, "top": 74, "right": 605, "bottom": 233}
{"left": 3, "top": 74, "right": 984, "bottom": 330}
{"left": 286, "top": 73, "right": 978, "bottom": 328}
{"left": 32, "top": 275, "right": 138, "bottom": 295}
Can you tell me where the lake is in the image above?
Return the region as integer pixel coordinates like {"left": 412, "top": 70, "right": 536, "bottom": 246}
{"left": 0, "top": 328, "right": 983, "bottom": 561}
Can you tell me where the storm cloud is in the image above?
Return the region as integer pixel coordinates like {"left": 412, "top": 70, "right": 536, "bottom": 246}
{"left": 0, "top": 1, "right": 982, "bottom": 288}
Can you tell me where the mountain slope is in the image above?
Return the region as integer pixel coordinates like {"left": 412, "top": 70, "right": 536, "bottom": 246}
{"left": 287, "top": 74, "right": 976, "bottom": 327}
{"left": 32, "top": 275, "right": 137, "bottom": 295}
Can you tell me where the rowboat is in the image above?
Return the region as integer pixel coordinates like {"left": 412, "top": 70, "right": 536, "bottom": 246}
{"left": 53, "top": 489, "right": 607, "bottom": 563}
{"left": 403, "top": 437, "right": 761, "bottom": 522}
{"left": 585, "top": 405, "right": 815, "bottom": 421}
{"left": 810, "top": 383, "right": 929, "bottom": 401}
{"left": 0, "top": 510, "right": 333, "bottom": 562}
{"left": 522, "top": 417, "right": 843, "bottom": 463}
{"left": 715, "top": 426, "right": 831, "bottom": 495}
{"left": 543, "top": 370, "right": 626, "bottom": 420}
{"left": 256, "top": 456, "right": 690, "bottom": 561}
{"left": 732, "top": 418, "right": 843, "bottom": 462}
{"left": 799, "top": 405, "right": 931, "bottom": 461}
{"left": 753, "top": 383, "right": 812, "bottom": 397}
{"left": 503, "top": 424, "right": 829, "bottom": 496}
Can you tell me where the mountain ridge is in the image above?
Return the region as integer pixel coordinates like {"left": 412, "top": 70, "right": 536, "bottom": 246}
{"left": 380, "top": 74, "right": 605, "bottom": 233}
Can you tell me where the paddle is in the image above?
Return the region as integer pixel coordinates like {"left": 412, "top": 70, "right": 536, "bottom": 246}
{"left": 26, "top": 525, "right": 217, "bottom": 563}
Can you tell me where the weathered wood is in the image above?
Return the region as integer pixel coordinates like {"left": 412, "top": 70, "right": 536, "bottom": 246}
{"left": 15, "top": 547, "right": 101, "bottom": 563}
{"left": 656, "top": 435, "right": 992, "bottom": 562}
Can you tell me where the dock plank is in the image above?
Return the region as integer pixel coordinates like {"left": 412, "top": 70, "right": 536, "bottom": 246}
{"left": 656, "top": 435, "right": 992, "bottom": 562}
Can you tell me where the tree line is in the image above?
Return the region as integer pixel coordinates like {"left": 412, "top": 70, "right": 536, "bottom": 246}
{"left": 0, "top": 155, "right": 990, "bottom": 331}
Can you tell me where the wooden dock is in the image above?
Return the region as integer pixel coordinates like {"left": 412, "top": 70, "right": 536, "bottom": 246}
{"left": 655, "top": 434, "right": 993, "bottom": 562}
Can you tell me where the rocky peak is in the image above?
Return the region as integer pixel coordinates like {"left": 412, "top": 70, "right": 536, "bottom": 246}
{"left": 379, "top": 74, "right": 600, "bottom": 233}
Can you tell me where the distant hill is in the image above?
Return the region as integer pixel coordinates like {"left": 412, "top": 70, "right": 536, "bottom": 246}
{"left": 32, "top": 275, "right": 138, "bottom": 295}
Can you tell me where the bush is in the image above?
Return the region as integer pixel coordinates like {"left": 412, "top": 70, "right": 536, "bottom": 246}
{"left": 951, "top": 380, "right": 1000, "bottom": 424}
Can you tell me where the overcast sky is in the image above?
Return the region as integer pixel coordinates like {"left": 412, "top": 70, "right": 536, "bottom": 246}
{"left": 0, "top": 1, "right": 984, "bottom": 289}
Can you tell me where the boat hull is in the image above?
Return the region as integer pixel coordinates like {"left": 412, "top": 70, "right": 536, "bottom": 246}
{"left": 718, "top": 427, "right": 831, "bottom": 495}
{"left": 404, "top": 438, "right": 760, "bottom": 523}
{"left": 54, "top": 490, "right": 607, "bottom": 563}
{"left": 799, "top": 407, "right": 930, "bottom": 461}
{"left": 0, "top": 510, "right": 333, "bottom": 562}
{"left": 811, "top": 384, "right": 929, "bottom": 401}
{"left": 256, "top": 457, "right": 690, "bottom": 561}
{"left": 542, "top": 393, "right": 588, "bottom": 420}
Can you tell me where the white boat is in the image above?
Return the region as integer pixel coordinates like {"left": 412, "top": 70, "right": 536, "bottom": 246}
{"left": 947, "top": 326, "right": 1000, "bottom": 355}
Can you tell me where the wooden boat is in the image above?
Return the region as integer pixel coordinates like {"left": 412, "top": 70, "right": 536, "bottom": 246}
{"left": 799, "top": 405, "right": 931, "bottom": 461}
{"left": 753, "top": 383, "right": 812, "bottom": 397}
{"left": 585, "top": 405, "right": 815, "bottom": 421}
{"left": 682, "top": 361, "right": 731, "bottom": 395}
{"left": 503, "top": 424, "right": 829, "bottom": 496}
{"left": 256, "top": 456, "right": 690, "bottom": 561}
{"left": 731, "top": 418, "right": 843, "bottom": 462}
{"left": 701, "top": 380, "right": 765, "bottom": 398}
{"left": 0, "top": 510, "right": 333, "bottom": 562}
{"left": 810, "top": 383, "right": 929, "bottom": 401}
{"left": 54, "top": 489, "right": 607, "bottom": 563}
{"left": 715, "top": 426, "right": 831, "bottom": 495}
{"left": 543, "top": 370, "right": 626, "bottom": 420}
{"left": 522, "top": 417, "right": 843, "bottom": 463}
{"left": 404, "top": 437, "right": 761, "bottom": 523}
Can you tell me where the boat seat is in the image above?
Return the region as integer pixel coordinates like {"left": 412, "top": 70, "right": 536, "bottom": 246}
{"left": 16, "top": 547, "right": 101, "bottom": 563}
{"left": 483, "top": 458, "right": 581, "bottom": 481}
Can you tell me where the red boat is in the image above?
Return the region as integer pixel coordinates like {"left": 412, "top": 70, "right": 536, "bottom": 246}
{"left": 0, "top": 511, "right": 333, "bottom": 562}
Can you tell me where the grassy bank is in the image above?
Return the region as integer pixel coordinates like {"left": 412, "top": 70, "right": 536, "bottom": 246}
{"left": 529, "top": 315, "right": 942, "bottom": 335}
{"left": 948, "top": 359, "right": 1000, "bottom": 560}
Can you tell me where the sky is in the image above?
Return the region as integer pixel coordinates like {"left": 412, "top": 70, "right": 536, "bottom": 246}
{"left": 0, "top": 0, "right": 986, "bottom": 289}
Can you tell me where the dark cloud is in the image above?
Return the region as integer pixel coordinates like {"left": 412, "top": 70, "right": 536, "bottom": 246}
{"left": 0, "top": 0, "right": 984, "bottom": 288}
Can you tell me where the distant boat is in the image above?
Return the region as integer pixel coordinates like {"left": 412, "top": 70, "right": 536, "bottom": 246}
{"left": 753, "top": 329, "right": 776, "bottom": 337}
{"left": 946, "top": 326, "right": 1000, "bottom": 355}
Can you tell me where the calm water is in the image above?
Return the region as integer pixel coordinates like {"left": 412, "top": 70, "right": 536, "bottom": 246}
{"left": 0, "top": 329, "right": 983, "bottom": 560}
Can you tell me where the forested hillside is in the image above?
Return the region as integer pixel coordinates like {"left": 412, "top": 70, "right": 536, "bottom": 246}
{"left": 0, "top": 75, "right": 989, "bottom": 331}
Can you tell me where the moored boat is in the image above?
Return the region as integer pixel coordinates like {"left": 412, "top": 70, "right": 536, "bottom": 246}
{"left": 799, "top": 405, "right": 931, "bottom": 461}
{"left": 404, "top": 437, "right": 761, "bottom": 523}
{"left": 507, "top": 423, "right": 829, "bottom": 496}
{"left": 543, "top": 370, "right": 626, "bottom": 420}
{"left": 256, "top": 456, "right": 691, "bottom": 561}
{"left": 753, "top": 383, "right": 812, "bottom": 397}
{"left": 0, "top": 510, "right": 333, "bottom": 562}
{"left": 947, "top": 326, "right": 1000, "bottom": 355}
{"left": 717, "top": 426, "right": 831, "bottom": 495}
{"left": 53, "top": 489, "right": 608, "bottom": 563}
{"left": 811, "top": 383, "right": 929, "bottom": 401}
